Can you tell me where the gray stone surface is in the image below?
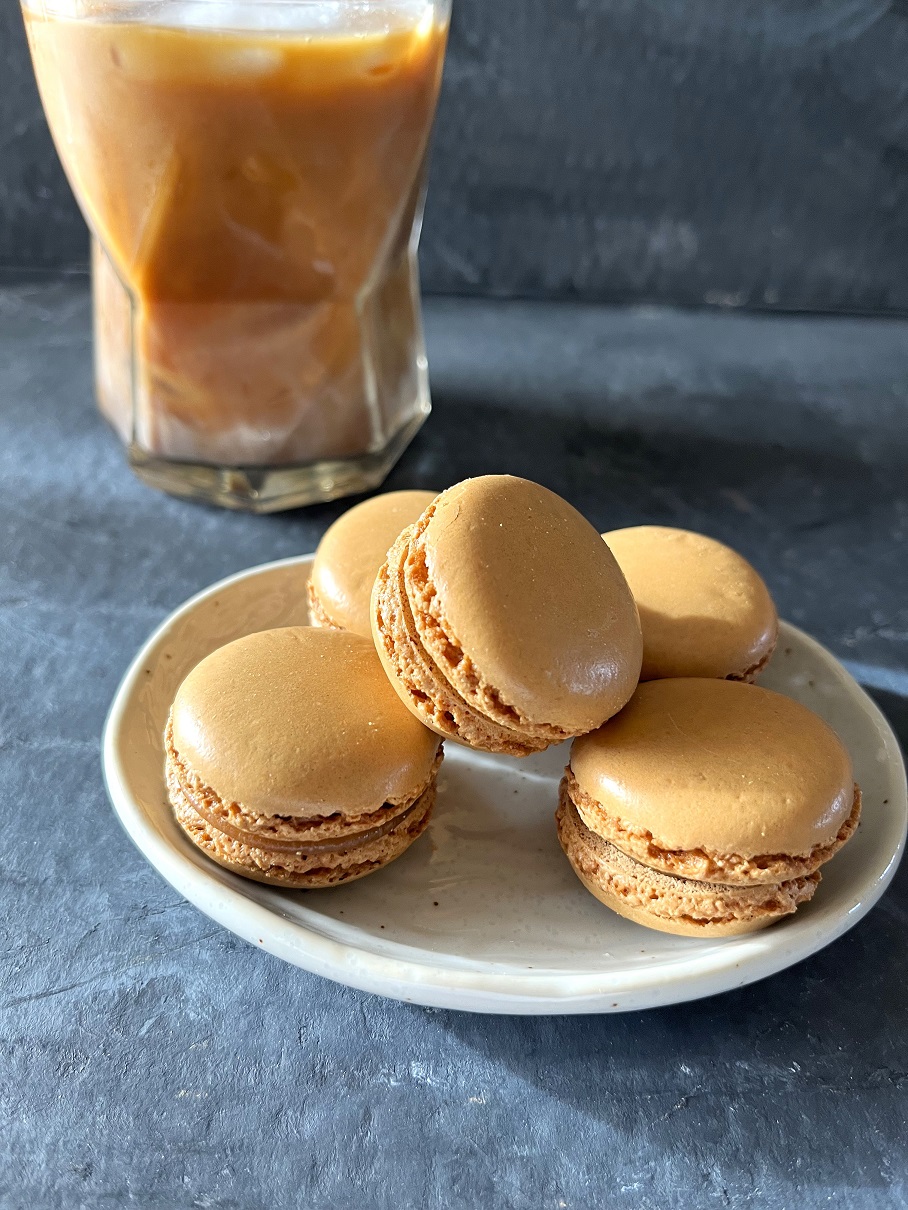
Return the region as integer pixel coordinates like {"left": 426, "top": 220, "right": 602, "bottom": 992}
{"left": 6, "top": 2, "right": 908, "bottom": 311}
{"left": 1, "top": 278, "right": 907, "bottom": 1209}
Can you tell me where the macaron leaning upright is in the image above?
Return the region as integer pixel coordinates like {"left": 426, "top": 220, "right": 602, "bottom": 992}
{"left": 372, "top": 475, "right": 643, "bottom": 757}
{"left": 308, "top": 490, "right": 437, "bottom": 638}
{"left": 166, "top": 627, "right": 442, "bottom": 888}
{"left": 557, "top": 678, "right": 861, "bottom": 936}
{"left": 602, "top": 526, "right": 778, "bottom": 681}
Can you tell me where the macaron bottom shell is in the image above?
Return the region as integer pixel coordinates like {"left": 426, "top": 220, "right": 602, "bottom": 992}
{"left": 170, "top": 768, "right": 436, "bottom": 890}
{"left": 556, "top": 790, "right": 821, "bottom": 938}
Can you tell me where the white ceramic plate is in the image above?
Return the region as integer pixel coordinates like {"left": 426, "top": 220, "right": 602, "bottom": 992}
{"left": 103, "top": 555, "right": 907, "bottom": 1014}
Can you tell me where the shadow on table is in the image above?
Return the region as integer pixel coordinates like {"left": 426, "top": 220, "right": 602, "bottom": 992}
{"left": 426, "top": 668, "right": 908, "bottom": 1197}
{"left": 374, "top": 388, "right": 904, "bottom": 540}
{"left": 429, "top": 849, "right": 908, "bottom": 1192}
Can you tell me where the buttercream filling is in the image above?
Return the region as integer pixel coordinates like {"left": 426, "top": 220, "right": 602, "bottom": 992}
{"left": 178, "top": 773, "right": 423, "bottom": 856}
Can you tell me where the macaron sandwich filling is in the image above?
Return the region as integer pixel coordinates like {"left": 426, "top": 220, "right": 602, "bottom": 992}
{"left": 374, "top": 507, "right": 569, "bottom": 757}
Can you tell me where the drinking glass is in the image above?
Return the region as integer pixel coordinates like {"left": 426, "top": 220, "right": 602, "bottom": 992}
{"left": 23, "top": 0, "right": 450, "bottom": 511}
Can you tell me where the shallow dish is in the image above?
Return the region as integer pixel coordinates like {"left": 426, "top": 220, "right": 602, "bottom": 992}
{"left": 102, "top": 556, "right": 907, "bottom": 1014}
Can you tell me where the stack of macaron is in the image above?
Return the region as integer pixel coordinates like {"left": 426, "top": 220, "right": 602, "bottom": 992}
{"left": 165, "top": 475, "right": 860, "bottom": 934}
{"left": 165, "top": 627, "right": 441, "bottom": 888}
{"left": 370, "top": 476, "right": 642, "bottom": 756}
{"left": 553, "top": 522, "right": 858, "bottom": 935}
{"left": 556, "top": 679, "right": 860, "bottom": 936}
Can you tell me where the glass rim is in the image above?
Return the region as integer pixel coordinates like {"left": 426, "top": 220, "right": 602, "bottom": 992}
{"left": 22, "top": 0, "right": 446, "bottom": 8}
{"left": 21, "top": 0, "right": 451, "bottom": 27}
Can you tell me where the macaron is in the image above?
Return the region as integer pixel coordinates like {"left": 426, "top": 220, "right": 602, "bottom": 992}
{"left": 557, "top": 678, "right": 860, "bottom": 936}
{"left": 165, "top": 627, "right": 442, "bottom": 888}
{"left": 602, "top": 526, "right": 778, "bottom": 681}
{"left": 372, "top": 475, "right": 643, "bottom": 757}
{"left": 308, "top": 490, "right": 437, "bottom": 638}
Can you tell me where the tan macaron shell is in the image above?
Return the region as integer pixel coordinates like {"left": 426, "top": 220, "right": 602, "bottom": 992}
{"left": 373, "top": 529, "right": 554, "bottom": 755}
{"left": 570, "top": 678, "right": 855, "bottom": 860}
{"left": 416, "top": 476, "right": 643, "bottom": 734}
{"left": 170, "top": 627, "right": 440, "bottom": 819}
{"left": 603, "top": 526, "right": 778, "bottom": 681}
{"left": 309, "top": 490, "right": 436, "bottom": 637}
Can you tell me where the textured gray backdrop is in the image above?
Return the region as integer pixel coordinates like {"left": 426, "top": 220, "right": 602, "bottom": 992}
{"left": 4, "top": 0, "right": 908, "bottom": 312}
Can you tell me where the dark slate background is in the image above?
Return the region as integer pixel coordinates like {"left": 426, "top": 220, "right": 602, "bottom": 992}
{"left": 4, "top": 0, "right": 908, "bottom": 311}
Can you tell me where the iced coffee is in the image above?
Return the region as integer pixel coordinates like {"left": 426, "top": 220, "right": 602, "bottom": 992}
{"left": 23, "top": 1, "right": 448, "bottom": 509}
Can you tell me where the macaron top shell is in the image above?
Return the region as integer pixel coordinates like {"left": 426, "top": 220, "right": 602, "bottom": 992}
{"left": 570, "top": 678, "right": 854, "bottom": 856}
{"left": 421, "top": 476, "right": 643, "bottom": 733}
{"left": 170, "top": 627, "right": 440, "bottom": 818}
{"left": 603, "top": 526, "right": 778, "bottom": 680}
{"left": 311, "top": 490, "right": 436, "bottom": 636}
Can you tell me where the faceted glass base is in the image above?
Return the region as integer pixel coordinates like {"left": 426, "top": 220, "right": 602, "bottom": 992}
{"left": 127, "top": 405, "right": 429, "bottom": 514}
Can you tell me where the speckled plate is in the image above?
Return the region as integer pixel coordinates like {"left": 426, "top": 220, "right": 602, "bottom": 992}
{"left": 102, "top": 555, "right": 907, "bottom": 1014}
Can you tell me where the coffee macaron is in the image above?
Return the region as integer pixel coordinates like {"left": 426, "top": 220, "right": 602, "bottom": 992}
{"left": 557, "top": 678, "right": 860, "bottom": 936}
{"left": 166, "top": 627, "right": 442, "bottom": 888}
{"left": 372, "top": 475, "right": 643, "bottom": 757}
{"left": 603, "top": 526, "right": 778, "bottom": 681}
{"left": 308, "top": 489, "right": 436, "bottom": 638}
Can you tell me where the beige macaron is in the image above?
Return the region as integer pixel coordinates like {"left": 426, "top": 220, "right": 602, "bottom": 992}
{"left": 602, "top": 526, "right": 778, "bottom": 681}
{"left": 166, "top": 627, "right": 442, "bottom": 888}
{"left": 558, "top": 678, "right": 860, "bottom": 936}
{"left": 308, "top": 490, "right": 437, "bottom": 637}
{"left": 372, "top": 475, "right": 643, "bottom": 757}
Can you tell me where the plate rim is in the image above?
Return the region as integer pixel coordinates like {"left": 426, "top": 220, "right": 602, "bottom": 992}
{"left": 102, "top": 555, "right": 908, "bottom": 1014}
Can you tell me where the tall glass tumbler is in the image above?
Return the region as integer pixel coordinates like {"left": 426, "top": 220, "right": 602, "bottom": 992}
{"left": 23, "top": 1, "right": 450, "bottom": 511}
